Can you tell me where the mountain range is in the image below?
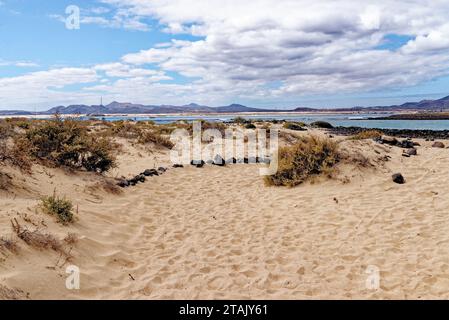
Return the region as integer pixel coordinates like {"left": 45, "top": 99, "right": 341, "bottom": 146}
{"left": 1, "top": 95, "right": 449, "bottom": 115}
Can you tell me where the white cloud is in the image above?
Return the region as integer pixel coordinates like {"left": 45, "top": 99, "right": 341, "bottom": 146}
{"left": 111, "top": 0, "right": 449, "bottom": 98}
{"left": 4, "top": 0, "right": 449, "bottom": 109}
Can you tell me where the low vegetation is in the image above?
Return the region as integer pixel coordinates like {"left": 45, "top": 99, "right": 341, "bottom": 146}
{"left": 0, "top": 236, "right": 18, "bottom": 254}
{"left": 310, "top": 121, "right": 333, "bottom": 129}
{"left": 40, "top": 193, "right": 74, "bottom": 224}
{"left": 18, "top": 115, "right": 116, "bottom": 172}
{"left": 350, "top": 130, "right": 383, "bottom": 140}
{"left": 265, "top": 136, "right": 339, "bottom": 187}
{"left": 11, "top": 218, "right": 66, "bottom": 254}
{"left": 283, "top": 121, "right": 307, "bottom": 131}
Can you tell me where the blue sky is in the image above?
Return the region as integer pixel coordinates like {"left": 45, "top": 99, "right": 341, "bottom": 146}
{"left": 1, "top": 0, "right": 449, "bottom": 110}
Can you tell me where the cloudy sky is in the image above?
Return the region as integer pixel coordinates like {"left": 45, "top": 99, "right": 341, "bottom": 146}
{"left": 1, "top": 0, "right": 449, "bottom": 110}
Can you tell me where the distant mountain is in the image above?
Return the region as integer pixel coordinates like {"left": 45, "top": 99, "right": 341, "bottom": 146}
{"left": 33, "top": 102, "right": 271, "bottom": 115}
{"left": 359, "top": 95, "right": 449, "bottom": 112}
{"left": 2, "top": 95, "right": 449, "bottom": 115}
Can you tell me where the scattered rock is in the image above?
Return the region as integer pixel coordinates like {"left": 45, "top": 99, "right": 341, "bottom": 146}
{"left": 116, "top": 179, "right": 129, "bottom": 188}
{"left": 226, "top": 157, "right": 237, "bottom": 164}
{"left": 191, "top": 160, "right": 205, "bottom": 168}
{"left": 143, "top": 169, "right": 159, "bottom": 176}
{"left": 402, "top": 153, "right": 410, "bottom": 158}
{"left": 392, "top": 173, "right": 405, "bottom": 184}
{"left": 432, "top": 141, "right": 445, "bottom": 148}
{"left": 399, "top": 139, "right": 415, "bottom": 148}
{"left": 405, "top": 148, "right": 417, "bottom": 156}
{"left": 158, "top": 167, "right": 167, "bottom": 172}
{"left": 172, "top": 164, "right": 183, "bottom": 168}
{"left": 213, "top": 155, "right": 225, "bottom": 166}
{"left": 136, "top": 174, "right": 146, "bottom": 183}
{"left": 380, "top": 136, "right": 398, "bottom": 146}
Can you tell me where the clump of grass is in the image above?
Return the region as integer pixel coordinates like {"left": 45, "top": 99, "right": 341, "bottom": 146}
{"left": 19, "top": 114, "right": 115, "bottom": 173}
{"left": 40, "top": 193, "right": 74, "bottom": 224}
{"left": 11, "top": 218, "right": 65, "bottom": 253}
{"left": 350, "top": 130, "right": 383, "bottom": 140}
{"left": 244, "top": 123, "right": 256, "bottom": 129}
{"left": 264, "top": 136, "right": 339, "bottom": 187}
{"left": 283, "top": 121, "right": 307, "bottom": 131}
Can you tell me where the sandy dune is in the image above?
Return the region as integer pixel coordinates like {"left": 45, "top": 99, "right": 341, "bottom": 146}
{"left": 1, "top": 133, "right": 449, "bottom": 299}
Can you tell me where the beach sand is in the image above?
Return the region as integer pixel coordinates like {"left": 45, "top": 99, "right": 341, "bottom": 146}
{"left": 1, "top": 131, "right": 449, "bottom": 299}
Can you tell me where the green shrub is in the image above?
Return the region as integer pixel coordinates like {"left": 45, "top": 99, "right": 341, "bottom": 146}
{"left": 265, "top": 136, "right": 339, "bottom": 187}
{"left": 40, "top": 193, "right": 74, "bottom": 224}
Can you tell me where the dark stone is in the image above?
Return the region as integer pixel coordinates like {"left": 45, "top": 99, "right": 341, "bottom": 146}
{"left": 405, "top": 148, "right": 417, "bottom": 156}
{"left": 402, "top": 153, "right": 410, "bottom": 158}
{"left": 381, "top": 136, "right": 398, "bottom": 146}
{"left": 226, "top": 157, "right": 237, "bottom": 164}
{"left": 392, "top": 173, "right": 405, "bottom": 184}
{"left": 143, "top": 169, "right": 159, "bottom": 176}
{"left": 172, "top": 164, "right": 184, "bottom": 168}
{"left": 136, "top": 174, "right": 146, "bottom": 183}
{"left": 399, "top": 140, "right": 415, "bottom": 148}
{"left": 117, "top": 179, "right": 129, "bottom": 188}
{"left": 432, "top": 141, "right": 445, "bottom": 148}
{"left": 191, "top": 160, "right": 205, "bottom": 168}
{"left": 243, "top": 157, "right": 249, "bottom": 164}
{"left": 128, "top": 178, "right": 137, "bottom": 186}
{"left": 158, "top": 167, "right": 167, "bottom": 172}
{"left": 213, "top": 155, "right": 225, "bottom": 166}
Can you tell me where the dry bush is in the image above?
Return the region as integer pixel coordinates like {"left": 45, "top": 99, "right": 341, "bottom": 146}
{"left": 137, "top": 130, "right": 174, "bottom": 149}
{"left": 0, "top": 284, "right": 28, "bottom": 300}
{"left": 0, "top": 236, "right": 18, "bottom": 254}
{"left": 64, "top": 233, "right": 78, "bottom": 245}
{"left": 265, "top": 136, "right": 339, "bottom": 187}
{"left": 278, "top": 131, "right": 301, "bottom": 145}
{"left": 232, "top": 116, "right": 250, "bottom": 125}
{"left": 19, "top": 115, "right": 115, "bottom": 173}
{"left": 283, "top": 121, "right": 307, "bottom": 131}
{"left": 186, "top": 120, "right": 227, "bottom": 136}
{"left": 0, "top": 172, "right": 12, "bottom": 190}
{"left": 350, "top": 130, "right": 383, "bottom": 140}
{"left": 102, "top": 121, "right": 174, "bottom": 149}
{"left": 0, "top": 141, "right": 32, "bottom": 172}
{"left": 88, "top": 179, "right": 123, "bottom": 195}
{"left": 0, "top": 120, "right": 17, "bottom": 140}
{"left": 40, "top": 193, "right": 74, "bottom": 224}
{"left": 11, "top": 218, "right": 65, "bottom": 254}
